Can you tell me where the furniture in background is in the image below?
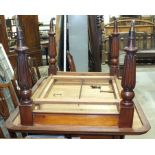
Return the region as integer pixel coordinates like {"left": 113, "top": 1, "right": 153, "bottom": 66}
{"left": 0, "top": 15, "right": 42, "bottom": 69}
{"left": 0, "top": 82, "right": 18, "bottom": 138}
{"left": 110, "top": 15, "right": 155, "bottom": 23}
{"left": 5, "top": 17, "right": 17, "bottom": 48}
{"left": 107, "top": 18, "right": 155, "bottom": 76}
{"left": 0, "top": 43, "right": 20, "bottom": 137}
{"left": 28, "top": 57, "right": 41, "bottom": 86}
{"left": 0, "top": 15, "right": 10, "bottom": 53}
{"left": 18, "top": 15, "right": 42, "bottom": 66}
{"left": 0, "top": 15, "right": 17, "bottom": 68}
{"left": 56, "top": 15, "right": 103, "bottom": 72}
{"left": 0, "top": 44, "right": 14, "bottom": 81}
{"left": 5, "top": 20, "right": 150, "bottom": 139}
{"left": 39, "top": 21, "right": 50, "bottom": 65}
{"left": 104, "top": 19, "right": 155, "bottom": 65}
{"left": 39, "top": 22, "right": 50, "bottom": 40}
{"left": 88, "top": 15, "right": 103, "bottom": 72}
{"left": 40, "top": 40, "right": 49, "bottom": 65}
{"left": 66, "top": 52, "right": 76, "bottom": 72}
{"left": 12, "top": 56, "right": 41, "bottom": 101}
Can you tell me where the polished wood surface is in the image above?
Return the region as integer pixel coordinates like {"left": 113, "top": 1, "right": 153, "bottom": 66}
{"left": 110, "top": 18, "right": 119, "bottom": 76}
{"left": 34, "top": 113, "right": 118, "bottom": 126}
{"left": 5, "top": 90, "right": 150, "bottom": 137}
{"left": 0, "top": 15, "right": 9, "bottom": 53}
{"left": 5, "top": 21, "right": 150, "bottom": 139}
{"left": 0, "top": 82, "right": 19, "bottom": 121}
{"left": 18, "top": 15, "right": 42, "bottom": 66}
{"left": 0, "top": 89, "right": 10, "bottom": 120}
{"left": 119, "top": 21, "right": 137, "bottom": 127}
{"left": 48, "top": 18, "right": 58, "bottom": 75}
{"left": 0, "top": 15, "right": 17, "bottom": 69}
{"left": 1, "top": 15, "right": 42, "bottom": 69}
{"left": 15, "top": 26, "right": 33, "bottom": 125}
{"left": 66, "top": 52, "right": 76, "bottom": 71}
{"left": 0, "top": 81, "right": 19, "bottom": 138}
{"left": 5, "top": 72, "right": 150, "bottom": 137}
{"left": 88, "top": 15, "right": 102, "bottom": 72}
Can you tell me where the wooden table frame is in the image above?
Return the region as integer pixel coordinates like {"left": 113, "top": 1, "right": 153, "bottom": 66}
{"left": 5, "top": 74, "right": 150, "bottom": 138}
{"left": 5, "top": 18, "right": 150, "bottom": 139}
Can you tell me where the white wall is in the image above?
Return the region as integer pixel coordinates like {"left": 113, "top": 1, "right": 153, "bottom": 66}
{"left": 38, "top": 15, "right": 56, "bottom": 24}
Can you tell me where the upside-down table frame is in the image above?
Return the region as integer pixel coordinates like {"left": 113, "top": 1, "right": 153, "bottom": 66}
{"left": 5, "top": 19, "right": 150, "bottom": 139}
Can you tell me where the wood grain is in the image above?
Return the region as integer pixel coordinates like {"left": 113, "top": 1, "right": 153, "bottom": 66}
{"left": 34, "top": 104, "right": 119, "bottom": 114}
{"left": 32, "top": 76, "right": 51, "bottom": 99}
{"left": 5, "top": 101, "right": 150, "bottom": 136}
{"left": 57, "top": 71, "right": 110, "bottom": 76}
{"left": 33, "top": 98, "right": 119, "bottom": 105}
{"left": 18, "top": 15, "right": 42, "bottom": 65}
{"left": 52, "top": 75, "right": 113, "bottom": 80}
{"left": 40, "top": 79, "right": 54, "bottom": 98}
{"left": 0, "top": 128, "right": 5, "bottom": 138}
{"left": 33, "top": 113, "right": 119, "bottom": 126}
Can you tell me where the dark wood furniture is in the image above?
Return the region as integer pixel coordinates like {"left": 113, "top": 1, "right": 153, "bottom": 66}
{"left": 0, "top": 15, "right": 42, "bottom": 69}
{"left": 28, "top": 57, "right": 41, "bottom": 86}
{"left": 0, "top": 128, "right": 4, "bottom": 138}
{"left": 11, "top": 56, "right": 41, "bottom": 102}
{"left": 118, "top": 31, "right": 155, "bottom": 63}
{"left": 104, "top": 19, "right": 155, "bottom": 65}
{"left": 5, "top": 21, "right": 150, "bottom": 139}
{"left": 88, "top": 15, "right": 102, "bottom": 72}
{"left": 6, "top": 18, "right": 17, "bottom": 47}
{"left": 0, "top": 15, "right": 9, "bottom": 53}
{"left": 18, "top": 15, "right": 42, "bottom": 66}
{"left": 66, "top": 52, "right": 76, "bottom": 72}
{"left": 0, "top": 81, "right": 19, "bottom": 138}
{"left": 0, "top": 15, "right": 16, "bottom": 68}
{"left": 0, "top": 82, "right": 18, "bottom": 119}
{"left": 40, "top": 40, "right": 49, "bottom": 65}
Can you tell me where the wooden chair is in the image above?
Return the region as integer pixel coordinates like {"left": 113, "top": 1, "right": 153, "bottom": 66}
{"left": 66, "top": 52, "right": 76, "bottom": 72}
{"left": 28, "top": 56, "right": 41, "bottom": 85}
{"left": 0, "top": 81, "right": 19, "bottom": 138}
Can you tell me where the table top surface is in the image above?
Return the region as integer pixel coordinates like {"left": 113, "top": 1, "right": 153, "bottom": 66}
{"left": 5, "top": 72, "right": 150, "bottom": 135}
{"left": 5, "top": 102, "right": 150, "bottom": 135}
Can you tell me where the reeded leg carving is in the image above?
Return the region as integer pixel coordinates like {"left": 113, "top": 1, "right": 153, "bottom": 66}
{"left": 119, "top": 20, "right": 138, "bottom": 128}
{"left": 48, "top": 18, "right": 58, "bottom": 75}
{"left": 15, "top": 25, "right": 33, "bottom": 125}
{"left": 110, "top": 17, "right": 120, "bottom": 76}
